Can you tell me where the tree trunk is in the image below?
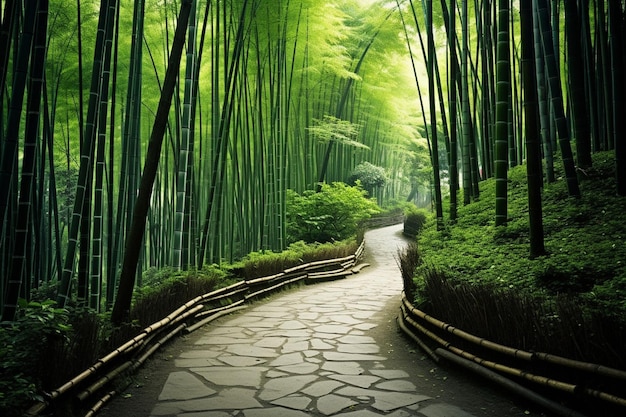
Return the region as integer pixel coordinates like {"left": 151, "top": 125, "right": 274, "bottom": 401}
{"left": 520, "top": 0, "right": 546, "bottom": 258}
{"left": 57, "top": 0, "right": 118, "bottom": 307}
{"left": 426, "top": 0, "right": 444, "bottom": 229}
{"left": 565, "top": 0, "right": 592, "bottom": 168}
{"left": 535, "top": 0, "right": 580, "bottom": 197}
{"left": 494, "top": 0, "right": 510, "bottom": 226}
{"left": 608, "top": 0, "right": 626, "bottom": 195}
{"left": 448, "top": 0, "right": 458, "bottom": 222}
{"left": 3, "top": 0, "right": 47, "bottom": 320}
{"left": 112, "top": 0, "right": 193, "bottom": 325}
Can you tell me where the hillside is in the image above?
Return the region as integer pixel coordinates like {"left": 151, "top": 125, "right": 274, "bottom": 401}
{"left": 413, "top": 152, "right": 626, "bottom": 368}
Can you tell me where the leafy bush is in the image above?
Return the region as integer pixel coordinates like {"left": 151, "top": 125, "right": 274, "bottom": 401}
{"left": 403, "top": 205, "right": 428, "bottom": 237}
{"left": 348, "top": 162, "right": 387, "bottom": 194}
{"left": 0, "top": 300, "right": 71, "bottom": 416}
{"left": 286, "top": 182, "right": 381, "bottom": 244}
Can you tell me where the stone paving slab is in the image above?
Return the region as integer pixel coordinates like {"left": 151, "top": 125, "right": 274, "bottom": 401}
{"left": 146, "top": 224, "right": 484, "bottom": 417}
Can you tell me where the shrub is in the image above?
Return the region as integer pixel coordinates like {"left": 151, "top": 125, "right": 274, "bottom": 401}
{"left": 132, "top": 267, "right": 230, "bottom": 326}
{"left": 403, "top": 205, "right": 428, "bottom": 237}
{"left": 0, "top": 300, "right": 72, "bottom": 416}
{"left": 228, "top": 239, "right": 359, "bottom": 280}
{"left": 286, "top": 182, "right": 380, "bottom": 244}
{"left": 348, "top": 162, "right": 387, "bottom": 195}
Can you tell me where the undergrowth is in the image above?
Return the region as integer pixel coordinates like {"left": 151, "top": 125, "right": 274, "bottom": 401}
{"left": 410, "top": 152, "right": 626, "bottom": 368}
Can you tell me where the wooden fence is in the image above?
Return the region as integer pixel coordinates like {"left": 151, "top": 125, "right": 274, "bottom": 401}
{"left": 26, "top": 241, "right": 365, "bottom": 417}
{"left": 398, "top": 291, "right": 626, "bottom": 417}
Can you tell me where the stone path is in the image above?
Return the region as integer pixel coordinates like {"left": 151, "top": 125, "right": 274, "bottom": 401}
{"left": 100, "top": 223, "right": 550, "bottom": 417}
{"left": 147, "top": 224, "right": 477, "bottom": 417}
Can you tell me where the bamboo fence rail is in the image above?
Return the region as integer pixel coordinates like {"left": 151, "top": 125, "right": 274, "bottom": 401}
{"left": 398, "top": 291, "right": 626, "bottom": 416}
{"left": 26, "top": 240, "right": 366, "bottom": 417}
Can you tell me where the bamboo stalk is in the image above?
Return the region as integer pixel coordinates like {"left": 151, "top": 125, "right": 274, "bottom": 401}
{"left": 306, "top": 270, "right": 353, "bottom": 282}
{"left": 245, "top": 274, "right": 307, "bottom": 301}
{"left": 396, "top": 313, "right": 439, "bottom": 363}
{"left": 435, "top": 348, "right": 588, "bottom": 417}
{"left": 193, "top": 300, "right": 247, "bottom": 319}
{"left": 76, "top": 361, "right": 133, "bottom": 402}
{"left": 186, "top": 304, "right": 248, "bottom": 333}
{"left": 533, "top": 352, "right": 626, "bottom": 381}
{"left": 49, "top": 334, "right": 147, "bottom": 399}
{"left": 403, "top": 292, "right": 626, "bottom": 380}
{"left": 132, "top": 324, "right": 188, "bottom": 370}
{"left": 200, "top": 280, "right": 247, "bottom": 300}
{"left": 84, "top": 390, "right": 117, "bottom": 417}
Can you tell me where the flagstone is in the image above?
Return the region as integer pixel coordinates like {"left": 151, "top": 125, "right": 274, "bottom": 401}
{"left": 218, "top": 355, "right": 267, "bottom": 367}
{"left": 243, "top": 408, "right": 311, "bottom": 417}
{"left": 269, "top": 352, "right": 303, "bottom": 366}
{"left": 277, "top": 362, "right": 320, "bottom": 374}
{"left": 270, "top": 395, "right": 312, "bottom": 410}
{"left": 301, "top": 380, "right": 345, "bottom": 397}
{"left": 321, "top": 361, "right": 365, "bottom": 375}
{"left": 375, "top": 380, "right": 417, "bottom": 392}
{"left": 226, "top": 344, "right": 280, "bottom": 358}
{"left": 191, "top": 366, "right": 267, "bottom": 388}
{"left": 337, "top": 335, "right": 376, "bottom": 344}
{"left": 323, "top": 352, "right": 386, "bottom": 361}
{"left": 370, "top": 369, "right": 410, "bottom": 379}
{"left": 258, "top": 375, "right": 318, "bottom": 401}
{"left": 157, "top": 371, "right": 216, "bottom": 401}
{"left": 337, "top": 344, "right": 380, "bottom": 354}
{"left": 254, "top": 337, "right": 286, "bottom": 348}
{"left": 317, "top": 394, "right": 358, "bottom": 415}
{"left": 328, "top": 374, "right": 380, "bottom": 389}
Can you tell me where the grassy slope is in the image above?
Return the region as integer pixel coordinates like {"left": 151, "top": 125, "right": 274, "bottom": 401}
{"left": 414, "top": 152, "right": 625, "bottom": 365}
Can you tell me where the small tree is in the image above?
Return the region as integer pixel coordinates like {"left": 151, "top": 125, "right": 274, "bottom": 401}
{"left": 348, "top": 162, "right": 387, "bottom": 196}
{"left": 286, "top": 182, "right": 380, "bottom": 244}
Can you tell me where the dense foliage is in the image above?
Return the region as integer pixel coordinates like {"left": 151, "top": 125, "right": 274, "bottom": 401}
{"left": 348, "top": 161, "right": 388, "bottom": 195}
{"left": 286, "top": 182, "right": 381, "bottom": 244}
{"left": 0, "top": 301, "right": 72, "bottom": 414}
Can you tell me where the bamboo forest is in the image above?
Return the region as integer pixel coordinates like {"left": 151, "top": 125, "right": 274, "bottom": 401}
{"left": 1, "top": 0, "right": 626, "bottom": 415}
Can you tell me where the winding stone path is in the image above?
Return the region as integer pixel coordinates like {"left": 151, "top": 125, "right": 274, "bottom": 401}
{"left": 101, "top": 224, "right": 547, "bottom": 417}
{"left": 147, "top": 224, "right": 475, "bottom": 417}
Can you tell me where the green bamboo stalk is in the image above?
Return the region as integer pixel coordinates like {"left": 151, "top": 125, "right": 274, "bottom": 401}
{"left": 535, "top": 0, "right": 580, "bottom": 197}
{"left": 448, "top": 0, "right": 458, "bottom": 221}
{"left": 2, "top": 0, "right": 48, "bottom": 320}
{"left": 0, "top": 0, "right": 38, "bottom": 247}
{"left": 57, "top": 0, "right": 118, "bottom": 307}
{"left": 532, "top": 0, "right": 554, "bottom": 183}
{"left": 520, "top": 0, "right": 546, "bottom": 258}
{"left": 461, "top": 0, "right": 472, "bottom": 204}
{"left": 565, "top": 0, "right": 592, "bottom": 168}
{"left": 198, "top": 0, "right": 254, "bottom": 266}
{"left": 111, "top": 0, "right": 193, "bottom": 325}
{"left": 173, "top": 0, "right": 197, "bottom": 269}
{"left": 608, "top": 0, "right": 626, "bottom": 195}
{"left": 425, "top": 0, "right": 444, "bottom": 229}
{"left": 494, "top": 0, "right": 511, "bottom": 227}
